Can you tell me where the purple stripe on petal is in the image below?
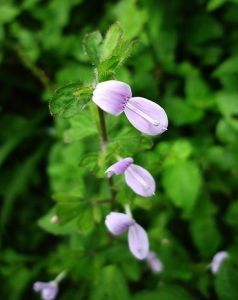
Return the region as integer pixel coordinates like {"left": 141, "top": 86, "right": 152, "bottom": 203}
{"left": 124, "top": 164, "right": 156, "bottom": 197}
{"left": 105, "top": 212, "right": 135, "bottom": 235}
{"left": 124, "top": 97, "right": 168, "bottom": 135}
{"left": 211, "top": 251, "right": 229, "bottom": 274}
{"left": 105, "top": 157, "right": 133, "bottom": 177}
{"left": 93, "top": 80, "right": 132, "bottom": 115}
{"left": 128, "top": 223, "right": 149, "bottom": 260}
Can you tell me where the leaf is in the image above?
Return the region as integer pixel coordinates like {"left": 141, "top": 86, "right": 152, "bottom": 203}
{"left": 38, "top": 208, "right": 79, "bottom": 235}
{"left": 83, "top": 30, "right": 103, "bottom": 65}
{"left": 215, "top": 259, "right": 238, "bottom": 300}
{"left": 165, "top": 98, "right": 204, "bottom": 125}
{"left": 207, "top": 0, "right": 227, "bottom": 11}
{"left": 101, "top": 23, "right": 123, "bottom": 61}
{"left": 64, "top": 110, "right": 97, "bottom": 143}
{"left": 49, "top": 83, "right": 92, "bottom": 118}
{"left": 0, "top": 4, "right": 19, "bottom": 25}
{"left": 190, "top": 217, "right": 222, "bottom": 258}
{"left": 91, "top": 265, "right": 130, "bottom": 300}
{"left": 162, "top": 160, "right": 202, "bottom": 213}
{"left": 133, "top": 286, "right": 193, "bottom": 300}
{"left": 77, "top": 207, "right": 94, "bottom": 234}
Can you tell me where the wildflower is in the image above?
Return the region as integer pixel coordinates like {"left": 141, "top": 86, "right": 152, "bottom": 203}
{"left": 210, "top": 251, "right": 229, "bottom": 274}
{"left": 33, "top": 281, "right": 58, "bottom": 300}
{"left": 105, "top": 157, "right": 155, "bottom": 197}
{"left": 146, "top": 251, "right": 163, "bottom": 273}
{"left": 92, "top": 80, "right": 168, "bottom": 135}
{"left": 33, "top": 271, "right": 66, "bottom": 300}
{"left": 105, "top": 211, "right": 149, "bottom": 260}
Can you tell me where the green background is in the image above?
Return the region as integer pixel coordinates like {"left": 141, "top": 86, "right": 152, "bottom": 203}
{"left": 1, "top": 0, "right": 238, "bottom": 299}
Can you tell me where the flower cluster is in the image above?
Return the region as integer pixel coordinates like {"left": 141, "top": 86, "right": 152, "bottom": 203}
{"left": 93, "top": 80, "right": 166, "bottom": 268}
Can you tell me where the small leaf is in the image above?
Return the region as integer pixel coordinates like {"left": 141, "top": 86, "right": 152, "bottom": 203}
{"left": 83, "top": 31, "right": 103, "bottom": 65}
{"left": 49, "top": 83, "right": 92, "bottom": 118}
{"left": 101, "top": 23, "right": 123, "bottom": 61}
{"left": 77, "top": 207, "right": 94, "bottom": 234}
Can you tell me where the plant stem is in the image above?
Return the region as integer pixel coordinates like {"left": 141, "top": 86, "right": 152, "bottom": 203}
{"left": 97, "top": 107, "right": 116, "bottom": 209}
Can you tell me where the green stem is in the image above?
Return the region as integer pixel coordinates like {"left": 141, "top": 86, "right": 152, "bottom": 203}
{"left": 97, "top": 107, "right": 116, "bottom": 209}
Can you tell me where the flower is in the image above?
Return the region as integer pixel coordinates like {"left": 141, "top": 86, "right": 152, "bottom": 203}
{"left": 92, "top": 80, "right": 168, "bottom": 135}
{"left": 146, "top": 251, "right": 163, "bottom": 273}
{"left": 210, "top": 251, "right": 229, "bottom": 274}
{"left": 33, "top": 281, "right": 58, "bottom": 300}
{"left": 105, "top": 212, "right": 149, "bottom": 260}
{"left": 105, "top": 157, "right": 155, "bottom": 197}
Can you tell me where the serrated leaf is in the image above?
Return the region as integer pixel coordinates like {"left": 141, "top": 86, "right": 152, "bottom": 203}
{"left": 49, "top": 83, "right": 92, "bottom": 118}
{"left": 84, "top": 30, "right": 103, "bottom": 65}
{"left": 162, "top": 160, "right": 202, "bottom": 213}
{"left": 101, "top": 23, "right": 123, "bottom": 61}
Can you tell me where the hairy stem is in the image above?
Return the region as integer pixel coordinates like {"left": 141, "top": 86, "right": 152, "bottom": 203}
{"left": 97, "top": 107, "right": 116, "bottom": 209}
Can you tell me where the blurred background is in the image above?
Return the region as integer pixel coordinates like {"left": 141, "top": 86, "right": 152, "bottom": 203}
{"left": 1, "top": 0, "right": 238, "bottom": 299}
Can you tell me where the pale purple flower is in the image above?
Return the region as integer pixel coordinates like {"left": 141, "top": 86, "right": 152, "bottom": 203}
{"left": 92, "top": 80, "right": 168, "bottom": 135}
{"left": 105, "top": 212, "right": 149, "bottom": 260}
{"left": 146, "top": 251, "right": 163, "bottom": 273}
{"left": 33, "top": 281, "right": 58, "bottom": 300}
{"left": 211, "top": 251, "right": 229, "bottom": 274}
{"left": 105, "top": 157, "right": 155, "bottom": 197}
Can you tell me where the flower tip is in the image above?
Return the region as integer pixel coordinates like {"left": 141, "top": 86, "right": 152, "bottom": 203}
{"left": 105, "top": 170, "right": 113, "bottom": 178}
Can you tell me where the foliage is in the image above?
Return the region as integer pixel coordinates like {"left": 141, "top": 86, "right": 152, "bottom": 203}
{"left": 1, "top": 0, "right": 238, "bottom": 299}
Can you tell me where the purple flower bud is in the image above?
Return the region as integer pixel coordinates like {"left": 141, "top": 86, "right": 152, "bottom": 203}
{"left": 124, "top": 97, "right": 168, "bottom": 136}
{"left": 211, "top": 251, "right": 229, "bottom": 274}
{"left": 106, "top": 158, "right": 155, "bottom": 197}
{"left": 105, "top": 157, "right": 133, "bottom": 177}
{"left": 105, "top": 212, "right": 149, "bottom": 260}
{"left": 128, "top": 223, "right": 149, "bottom": 260}
{"left": 33, "top": 281, "right": 58, "bottom": 300}
{"left": 92, "top": 80, "right": 132, "bottom": 115}
{"left": 146, "top": 251, "right": 163, "bottom": 273}
{"left": 92, "top": 80, "right": 168, "bottom": 136}
{"left": 105, "top": 212, "right": 135, "bottom": 235}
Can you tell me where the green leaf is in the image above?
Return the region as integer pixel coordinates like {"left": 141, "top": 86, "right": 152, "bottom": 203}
{"left": 64, "top": 110, "right": 97, "bottom": 143}
{"left": 165, "top": 98, "right": 204, "bottom": 125}
{"left": 38, "top": 208, "right": 79, "bottom": 235}
{"left": 162, "top": 161, "right": 202, "bottom": 213}
{"left": 49, "top": 83, "right": 92, "bottom": 118}
{"left": 207, "top": 0, "right": 227, "bottom": 11}
{"left": 83, "top": 31, "right": 103, "bottom": 65}
{"left": 215, "top": 259, "right": 238, "bottom": 300}
{"left": 0, "top": 4, "right": 19, "bottom": 25}
{"left": 134, "top": 286, "right": 193, "bottom": 300}
{"left": 190, "top": 217, "right": 221, "bottom": 258}
{"left": 101, "top": 23, "right": 123, "bottom": 61}
{"left": 77, "top": 206, "right": 94, "bottom": 234}
{"left": 91, "top": 265, "right": 130, "bottom": 300}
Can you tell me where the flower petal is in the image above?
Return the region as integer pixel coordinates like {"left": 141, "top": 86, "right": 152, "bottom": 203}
{"left": 105, "top": 157, "right": 133, "bottom": 177}
{"left": 41, "top": 282, "right": 58, "bottom": 300}
{"left": 211, "top": 251, "right": 229, "bottom": 274}
{"left": 33, "top": 282, "right": 48, "bottom": 292}
{"left": 105, "top": 212, "right": 135, "bottom": 235}
{"left": 93, "top": 80, "right": 132, "bottom": 115}
{"left": 124, "top": 164, "right": 155, "bottom": 197}
{"left": 128, "top": 223, "right": 149, "bottom": 260}
{"left": 124, "top": 97, "right": 168, "bottom": 135}
{"left": 146, "top": 251, "right": 163, "bottom": 273}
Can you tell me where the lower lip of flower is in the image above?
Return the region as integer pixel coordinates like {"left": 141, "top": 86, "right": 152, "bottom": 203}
{"left": 126, "top": 101, "right": 161, "bottom": 126}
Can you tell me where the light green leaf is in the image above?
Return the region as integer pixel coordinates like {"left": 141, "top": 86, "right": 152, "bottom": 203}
{"left": 49, "top": 83, "right": 92, "bottom": 118}
{"left": 207, "top": 0, "right": 227, "bottom": 11}
{"left": 83, "top": 30, "right": 103, "bottom": 65}
{"left": 101, "top": 23, "right": 123, "bottom": 61}
{"left": 162, "top": 160, "right": 202, "bottom": 213}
